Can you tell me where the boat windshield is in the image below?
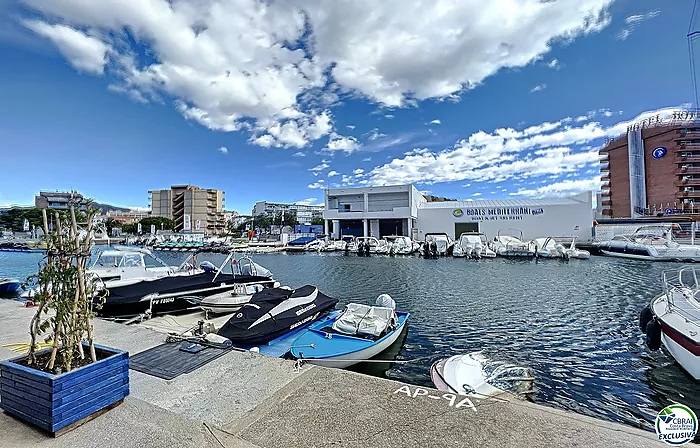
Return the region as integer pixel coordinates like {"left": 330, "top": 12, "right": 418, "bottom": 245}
{"left": 459, "top": 234, "right": 483, "bottom": 245}
{"left": 634, "top": 226, "right": 672, "bottom": 240}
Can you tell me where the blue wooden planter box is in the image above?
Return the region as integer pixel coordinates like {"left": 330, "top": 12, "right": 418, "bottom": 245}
{"left": 0, "top": 343, "right": 129, "bottom": 435}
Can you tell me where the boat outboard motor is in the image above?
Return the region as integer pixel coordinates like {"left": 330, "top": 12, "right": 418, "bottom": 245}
{"left": 473, "top": 241, "right": 483, "bottom": 259}
{"left": 429, "top": 240, "right": 438, "bottom": 259}
{"left": 645, "top": 319, "right": 662, "bottom": 351}
{"left": 376, "top": 293, "right": 396, "bottom": 310}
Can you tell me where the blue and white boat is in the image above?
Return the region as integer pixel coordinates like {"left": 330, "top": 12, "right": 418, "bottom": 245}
{"left": 0, "top": 278, "right": 21, "bottom": 295}
{"left": 288, "top": 295, "right": 409, "bottom": 368}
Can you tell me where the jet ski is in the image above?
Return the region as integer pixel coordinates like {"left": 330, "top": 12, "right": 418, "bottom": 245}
{"left": 217, "top": 285, "right": 339, "bottom": 346}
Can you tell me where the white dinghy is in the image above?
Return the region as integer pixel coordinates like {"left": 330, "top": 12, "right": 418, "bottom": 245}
{"left": 430, "top": 352, "right": 534, "bottom": 397}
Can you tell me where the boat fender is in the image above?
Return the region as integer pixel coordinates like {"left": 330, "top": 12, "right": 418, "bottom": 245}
{"left": 639, "top": 306, "right": 653, "bottom": 334}
{"left": 204, "top": 333, "right": 232, "bottom": 347}
{"left": 645, "top": 319, "right": 662, "bottom": 351}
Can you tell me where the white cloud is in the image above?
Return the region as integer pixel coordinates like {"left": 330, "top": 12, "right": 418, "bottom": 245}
{"left": 252, "top": 134, "right": 275, "bottom": 148}
{"left": 530, "top": 84, "right": 547, "bottom": 93}
{"left": 362, "top": 105, "right": 680, "bottom": 188}
{"left": 307, "top": 180, "right": 326, "bottom": 189}
{"left": 617, "top": 10, "right": 660, "bottom": 40}
{"left": 366, "top": 128, "right": 387, "bottom": 141}
{"left": 309, "top": 160, "right": 330, "bottom": 172}
{"left": 23, "top": 20, "right": 110, "bottom": 74}
{"left": 510, "top": 177, "right": 601, "bottom": 197}
{"left": 21, "top": 0, "right": 614, "bottom": 149}
{"left": 327, "top": 170, "right": 339, "bottom": 177}
{"left": 353, "top": 168, "right": 365, "bottom": 175}
{"left": 292, "top": 151, "right": 306, "bottom": 157}
{"left": 217, "top": 146, "right": 228, "bottom": 154}
{"left": 472, "top": 192, "right": 482, "bottom": 197}
{"left": 294, "top": 197, "right": 318, "bottom": 205}
{"left": 346, "top": 125, "right": 356, "bottom": 130}
{"left": 323, "top": 134, "right": 361, "bottom": 154}
{"left": 546, "top": 59, "right": 561, "bottom": 70}
{"left": 429, "top": 119, "right": 441, "bottom": 125}
{"left": 362, "top": 157, "right": 372, "bottom": 162}
{"left": 384, "top": 114, "right": 395, "bottom": 119}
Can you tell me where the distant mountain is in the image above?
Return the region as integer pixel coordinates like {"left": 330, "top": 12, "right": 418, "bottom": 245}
{"left": 93, "top": 202, "right": 130, "bottom": 213}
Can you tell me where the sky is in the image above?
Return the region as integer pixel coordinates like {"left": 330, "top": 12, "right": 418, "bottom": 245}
{"left": 0, "top": 0, "right": 695, "bottom": 214}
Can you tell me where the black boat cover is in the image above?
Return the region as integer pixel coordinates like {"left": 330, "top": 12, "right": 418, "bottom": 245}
{"left": 217, "top": 285, "right": 339, "bottom": 345}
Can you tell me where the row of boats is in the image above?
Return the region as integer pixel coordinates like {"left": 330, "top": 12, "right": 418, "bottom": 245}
{"left": 13, "top": 245, "right": 534, "bottom": 396}
{"left": 287, "top": 230, "right": 591, "bottom": 260}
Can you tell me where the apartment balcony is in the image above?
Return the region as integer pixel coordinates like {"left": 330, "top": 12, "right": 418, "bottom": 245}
{"left": 676, "top": 190, "right": 700, "bottom": 198}
{"left": 601, "top": 200, "right": 612, "bottom": 207}
{"left": 600, "top": 189, "right": 611, "bottom": 198}
{"left": 678, "top": 154, "right": 700, "bottom": 161}
{"left": 676, "top": 178, "right": 700, "bottom": 187}
{"left": 675, "top": 130, "right": 700, "bottom": 140}
{"left": 600, "top": 173, "right": 611, "bottom": 182}
{"left": 602, "top": 209, "right": 613, "bottom": 216}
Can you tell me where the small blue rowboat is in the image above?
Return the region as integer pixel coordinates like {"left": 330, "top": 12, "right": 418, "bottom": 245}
{"left": 289, "top": 295, "right": 409, "bottom": 368}
{"left": 0, "top": 278, "right": 21, "bottom": 295}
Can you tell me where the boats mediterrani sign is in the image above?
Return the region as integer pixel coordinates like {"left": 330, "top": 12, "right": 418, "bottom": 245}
{"left": 456, "top": 207, "right": 544, "bottom": 222}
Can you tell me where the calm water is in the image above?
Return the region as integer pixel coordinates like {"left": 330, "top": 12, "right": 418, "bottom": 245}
{"left": 2, "top": 249, "right": 699, "bottom": 433}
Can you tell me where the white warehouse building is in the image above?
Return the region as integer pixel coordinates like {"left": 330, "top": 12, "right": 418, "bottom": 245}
{"left": 323, "top": 185, "right": 594, "bottom": 242}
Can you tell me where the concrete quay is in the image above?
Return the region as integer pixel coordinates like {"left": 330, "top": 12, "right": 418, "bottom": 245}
{"left": 0, "top": 300, "right": 659, "bottom": 448}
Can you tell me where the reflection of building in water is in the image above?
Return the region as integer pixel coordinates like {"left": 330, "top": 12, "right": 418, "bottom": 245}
{"left": 323, "top": 184, "right": 593, "bottom": 241}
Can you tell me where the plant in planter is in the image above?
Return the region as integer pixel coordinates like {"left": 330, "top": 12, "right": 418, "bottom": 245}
{"left": 0, "top": 204, "right": 129, "bottom": 436}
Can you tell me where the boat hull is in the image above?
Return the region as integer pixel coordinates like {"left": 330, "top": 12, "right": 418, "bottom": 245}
{"left": 650, "top": 294, "right": 700, "bottom": 380}
{"left": 0, "top": 281, "right": 21, "bottom": 295}
{"left": 290, "top": 312, "right": 409, "bottom": 368}
{"left": 99, "top": 273, "right": 276, "bottom": 317}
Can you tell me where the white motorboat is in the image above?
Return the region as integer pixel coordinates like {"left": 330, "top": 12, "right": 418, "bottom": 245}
{"left": 304, "top": 239, "right": 325, "bottom": 252}
{"left": 528, "top": 237, "right": 566, "bottom": 258}
{"left": 356, "top": 236, "right": 390, "bottom": 255}
{"left": 199, "top": 281, "right": 281, "bottom": 314}
{"left": 453, "top": 232, "right": 496, "bottom": 258}
{"left": 489, "top": 229, "right": 535, "bottom": 257}
{"left": 424, "top": 233, "right": 454, "bottom": 256}
{"left": 641, "top": 267, "right": 700, "bottom": 380}
{"left": 288, "top": 294, "right": 409, "bottom": 368}
{"left": 383, "top": 235, "right": 414, "bottom": 255}
{"left": 596, "top": 225, "right": 700, "bottom": 262}
{"left": 564, "top": 238, "right": 590, "bottom": 259}
{"left": 430, "top": 352, "right": 534, "bottom": 397}
{"left": 89, "top": 246, "right": 177, "bottom": 282}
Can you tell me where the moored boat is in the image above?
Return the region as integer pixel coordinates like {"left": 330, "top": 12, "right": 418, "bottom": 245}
{"left": 453, "top": 232, "right": 496, "bottom": 258}
{"left": 288, "top": 294, "right": 409, "bottom": 368}
{"left": 430, "top": 352, "right": 534, "bottom": 397}
{"left": 596, "top": 225, "right": 700, "bottom": 262}
{"left": 217, "top": 285, "right": 339, "bottom": 346}
{"left": 489, "top": 229, "right": 535, "bottom": 258}
{"left": 0, "top": 278, "right": 21, "bottom": 295}
{"left": 640, "top": 267, "right": 700, "bottom": 380}
{"left": 97, "top": 250, "right": 276, "bottom": 318}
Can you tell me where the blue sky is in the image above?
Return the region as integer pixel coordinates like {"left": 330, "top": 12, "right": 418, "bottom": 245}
{"left": 0, "top": 0, "right": 693, "bottom": 214}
